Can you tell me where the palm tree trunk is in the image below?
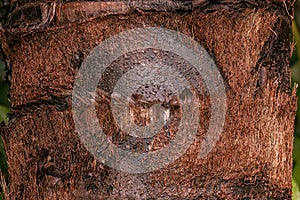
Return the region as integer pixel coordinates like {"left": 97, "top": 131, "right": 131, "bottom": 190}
{"left": 0, "top": 1, "right": 296, "bottom": 199}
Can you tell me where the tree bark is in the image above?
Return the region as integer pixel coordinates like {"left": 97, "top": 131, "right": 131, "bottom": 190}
{"left": 0, "top": 0, "right": 297, "bottom": 199}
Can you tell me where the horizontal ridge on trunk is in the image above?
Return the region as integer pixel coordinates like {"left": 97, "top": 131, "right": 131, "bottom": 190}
{"left": 1, "top": 0, "right": 293, "bottom": 32}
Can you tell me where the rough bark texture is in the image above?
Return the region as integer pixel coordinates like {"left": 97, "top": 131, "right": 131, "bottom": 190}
{"left": 0, "top": 0, "right": 297, "bottom": 199}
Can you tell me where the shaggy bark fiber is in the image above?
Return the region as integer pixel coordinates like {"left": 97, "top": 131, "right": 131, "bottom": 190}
{"left": 0, "top": 0, "right": 297, "bottom": 199}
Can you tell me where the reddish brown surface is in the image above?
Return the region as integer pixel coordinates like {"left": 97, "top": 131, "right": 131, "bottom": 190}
{"left": 0, "top": 1, "right": 296, "bottom": 199}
